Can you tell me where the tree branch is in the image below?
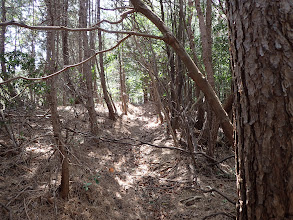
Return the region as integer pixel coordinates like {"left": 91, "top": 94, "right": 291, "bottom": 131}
{"left": 0, "top": 20, "right": 163, "bottom": 40}
{"left": 0, "top": 35, "right": 131, "bottom": 85}
{"left": 95, "top": 9, "right": 135, "bottom": 25}
{"left": 99, "top": 6, "right": 134, "bottom": 11}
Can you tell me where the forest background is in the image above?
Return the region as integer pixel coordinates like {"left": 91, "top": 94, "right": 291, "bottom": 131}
{"left": 1, "top": 0, "right": 292, "bottom": 219}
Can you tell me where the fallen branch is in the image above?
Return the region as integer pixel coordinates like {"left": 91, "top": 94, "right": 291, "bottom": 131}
{"left": 64, "top": 127, "right": 231, "bottom": 166}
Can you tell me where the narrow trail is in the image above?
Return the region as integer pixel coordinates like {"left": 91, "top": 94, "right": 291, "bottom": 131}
{"left": 0, "top": 102, "right": 236, "bottom": 220}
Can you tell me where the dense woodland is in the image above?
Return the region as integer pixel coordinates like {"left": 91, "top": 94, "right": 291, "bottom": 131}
{"left": 0, "top": 0, "right": 292, "bottom": 219}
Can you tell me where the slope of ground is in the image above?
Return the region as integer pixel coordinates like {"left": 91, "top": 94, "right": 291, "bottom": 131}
{"left": 0, "top": 102, "right": 236, "bottom": 219}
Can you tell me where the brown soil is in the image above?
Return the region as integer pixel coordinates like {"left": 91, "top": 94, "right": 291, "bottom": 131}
{"left": 0, "top": 102, "right": 236, "bottom": 220}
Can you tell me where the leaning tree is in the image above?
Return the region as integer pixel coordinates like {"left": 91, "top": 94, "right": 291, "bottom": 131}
{"left": 227, "top": 1, "right": 293, "bottom": 219}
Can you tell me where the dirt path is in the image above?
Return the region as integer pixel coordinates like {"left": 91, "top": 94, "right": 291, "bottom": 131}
{"left": 0, "top": 102, "right": 236, "bottom": 219}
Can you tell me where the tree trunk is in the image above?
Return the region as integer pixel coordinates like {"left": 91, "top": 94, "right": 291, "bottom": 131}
{"left": 130, "top": 0, "right": 233, "bottom": 145}
{"left": 227, "top": 1, "right": 293, "bottom": 219}
{"left": 97, "top": 0, "right": 116, "bottom": 120}
{"left": 118, "top": 39, "right": 128, "bottom": 115}
{"left": 79, "top": 0, "right": 99, "bottom": 134}
{"left": 186, "top": 0, "right": 204, "bottom": 130}
{"left": 195, "top": 0, "right": 219, "bottom": 157}
{"left": 0, "top": 0, "right": 18, "bottom": 101}
{"left": 159, "top": 0, "right": 177, "bottom": 133}
{"left": 62, "top": 0, "right": 70, "bottom": 105}
{"left": 45, "top": 0, "right": 69, "bottom": 199}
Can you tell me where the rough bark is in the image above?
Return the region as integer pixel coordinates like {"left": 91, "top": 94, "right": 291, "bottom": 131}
{"left": 227, "top": 1, "right": 293, "bottom": 219}
{"left": 130, "top": 0, "right": 233, "bottom": 145}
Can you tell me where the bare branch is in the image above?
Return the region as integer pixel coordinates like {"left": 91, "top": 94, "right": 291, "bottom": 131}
{"left": 0, "top": 20, "right": 163, "bottom": 40}
{"left": 95, "top": 9, "right": 135, "bottom": 25}
{"left": 99, "top": 6, "right": 134, "bottom": 11}
{"left": 0, "top": 35, "right": 131, "bottom": 85}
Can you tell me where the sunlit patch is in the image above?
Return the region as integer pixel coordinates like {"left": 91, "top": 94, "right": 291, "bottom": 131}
{"left": 25, "top": 144, "right": 53, "bottom": 154}
{"left": 114, "top": 156, "right": 126, "bottom": 172}
{"left": 115, "top": 174, "right": 134, "bottom": 190}
{"left": 115, "top": 192, "right": 122, "bottom": 199}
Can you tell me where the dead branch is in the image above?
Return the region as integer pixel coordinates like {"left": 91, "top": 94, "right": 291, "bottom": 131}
{"left": 64, "top": 127, "right": 231, "bottom": 165}
{"left": 0, "top": 35, "right": 131, "bottom": 85}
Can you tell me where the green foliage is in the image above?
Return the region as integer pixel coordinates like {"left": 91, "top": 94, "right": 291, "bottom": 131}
{"left": 83, "top": 182, "right": 92, "bottom": 191}
{"left": 82, "top": 173, "right": 100, "bottom": 191}
{"left": 2, "top": 51, "right": 35, "bottom": 77}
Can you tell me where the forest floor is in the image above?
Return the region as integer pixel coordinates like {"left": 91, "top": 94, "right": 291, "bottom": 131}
{"left": 0, "top": 102, "right": 236, "bottom": 220}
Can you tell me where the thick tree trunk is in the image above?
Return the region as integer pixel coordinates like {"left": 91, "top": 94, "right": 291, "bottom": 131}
{"left": 130, "top": 0, "right": 233, "bottom": 145}
{"left": 227, "top": 1, "right": 293, "bottom": 219}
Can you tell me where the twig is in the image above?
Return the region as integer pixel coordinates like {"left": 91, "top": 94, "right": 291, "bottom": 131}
{"left": 94, "top": 9, "right": 135, "bottom": 26}
{"left": 6, "top": 186, "right": 31, "bottom": 207}
{"left": 200, "top": 187, "right": 236, "bottom": 205}
{"left": 0, "top": 202, "right": 12, "bottom": 220}
{"left": 202, "top": 211, "right": 236, "bottom": 220}
{"left": 208, "top": 155, "right": 234, "bottom": 166}
{"left": 23, "top": 198, "right": 31, "bottom": 220}
{"left": 0, "top": 110, "right": 19, "bottom": 148}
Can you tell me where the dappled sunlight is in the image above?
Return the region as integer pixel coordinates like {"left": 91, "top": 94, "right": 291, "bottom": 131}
{"left": 1, "top": 102, "right": 236, "bottom": 219}
{"left": 25, "top": 145, "right": 53, "bottom": 155}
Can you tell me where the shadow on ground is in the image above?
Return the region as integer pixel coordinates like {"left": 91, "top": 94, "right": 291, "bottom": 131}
{"left": 0, "top": 102, "right": 236, "bottom": 220}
